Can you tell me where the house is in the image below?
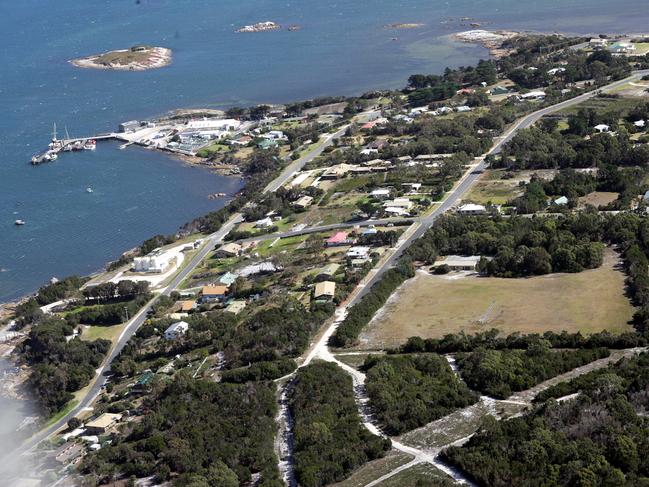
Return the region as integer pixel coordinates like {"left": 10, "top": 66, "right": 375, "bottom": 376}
{"left": 218, "top": 271, "right": 238, "bottom": 287}
{"left": 367, "top": 139, "right": 389, "bottom": 151}
{"left": 132, "top": 248, "right": 176, "bottom": 273}
{"left": 293, "top": 195, "right": 314, "bottom": 209}
{"left": 200, "top": 285, "right": 228, "bottom": 303}
{"left": 85, "top": 413, "right": 122, "bottom": 435}
{"left": 634, "top": 120, "right": 646, "bottom": 128}
{"left": 360, "top": 148, "right": 379, "bottom": 156}
{"left": 457, "top": 203, "right": 486, "bottom": 215}
{"left": 609, "top": 42, "right": 636, "bottom": 54}
{"left": 263, "top": 130, "right": 285, "bottom": 140}
{"left": 455, "top": 106, "right": 472, "bottom": 112}
{"left": 383, "top": 198, "right": 413, "bottom": 210}
{"left": 215, "top": 242, "right": 242, "bottom": 258}
{"left": 316, "top": 263, "right": 340, "bottom": 280}
{"left": 325, "top": 231, "right": 354, "bottom": 247}
{"left": 313, "top": 281, "right": 336, "bottom": 301}
{"left": 553, "top": 196, "right": 569, "bottom": 206}
{"left": 257, "top": 138, "right": 278, "bottom": 150}
{"left": 225, "top": 300, "right": 247, "bottom": 315}
{"left": 643, "top": 190, "right": 649, "bottom": 202}
{"left": 239, "top": 261, "right": 281, "bottom": 277}
{"left": 255, "top": 217, "right": 274, "bottom": 229}
{"left": 547, "top": 67, "right": 566, "bottom": 76}
{"left": 178, "top": 300, "right": 197, "bottom": 313}
{"left": 384, "top": 206, "right": 410, "bottom": 216}
{"left": 164, "top": 321, "right": 189, "bottom": 340}
{"left": 434, "top": 255, "right": 482, "bottom": 271}
{"left": 347, "top": 246, "right": 371, "bottom": 259}
{"left": 402, "top": 183, "right": 422, "bottom": 193}
{"left": 230, "top": 135, "right": 253, "bottom": 146}
{"left": 589, "top": 38, "right": 608, "bottom": 48}
{"left": 371, "top": 189, "right": 392, "bottom": 199}
{"left": 54, "top": 442, "right": 85, "bottom": 465}
{"left": 594, "top": 124, "right": 610, "bottom": 133}
{"left": 490, "top": 86, "right": 511, "bottom": 96}
{"left": 519, "top": 91, "right": 546, "bottom": 100}
{"left": 321, "top": 163, "right": 354, "bottom": 180}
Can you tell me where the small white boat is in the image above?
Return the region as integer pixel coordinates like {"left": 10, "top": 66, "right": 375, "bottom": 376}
{"left": 63, "top": 144, "right": 73, "bottom": 152}
{"left": 86, "top": 187, "right": 93, "bottom": 193}
{"left": 15, "top": 219, "right": 25, "bottom": 226}
{"left": 83, "top": 139, "right": 96, "bottom": 150}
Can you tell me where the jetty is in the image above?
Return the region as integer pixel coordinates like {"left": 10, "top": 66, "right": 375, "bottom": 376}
{"left": 30, "top": 124, "right": 120, "bottom": 165}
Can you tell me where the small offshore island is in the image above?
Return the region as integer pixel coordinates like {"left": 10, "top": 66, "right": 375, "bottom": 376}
{"left": 70, "top": 45, "right": 172, "bottom": 71}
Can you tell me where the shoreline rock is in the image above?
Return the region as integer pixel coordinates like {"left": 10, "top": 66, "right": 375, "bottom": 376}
{"left": 452, "top": 29, "right": 520, "bottom": 58}
{"left": 236, "top": 21, "right": 281, "bottom": 33}
{"left": 70, "top": 46, "right": 172, "bottom": 71}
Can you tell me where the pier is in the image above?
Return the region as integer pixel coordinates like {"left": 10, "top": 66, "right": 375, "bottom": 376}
{"left": 30, "top": 131, "right": 120, "bottom": 165}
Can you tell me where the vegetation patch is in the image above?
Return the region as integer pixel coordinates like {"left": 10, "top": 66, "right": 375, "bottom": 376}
{"left": 456, "top": 345, "right": 610, "bottom": 398}
{"left": 364, "top": 354, "right": 478, "bottom": 435}
{"left": 289, "top": 362, "right": 391, "bottom": 487}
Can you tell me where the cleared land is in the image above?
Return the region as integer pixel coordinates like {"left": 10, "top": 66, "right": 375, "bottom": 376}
{"left": 356, "top": 249, "right": 634, "bottom": 350}
{"left": 332, "top": 450, "right": 414, "bottom": 487}
{"left": 578, "top": 191, "right": 619, "bottom": 208}
{"left": 464, "top": 169, "right": 556, "bottom": 205}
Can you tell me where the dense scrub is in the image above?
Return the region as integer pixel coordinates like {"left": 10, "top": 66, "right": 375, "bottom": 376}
{"left": 17, "top": 317, "right": 110, "bottom": 415}
{"left": 444, "top": 352, "right": 649, "bottom": 486}
{"left": 289, "top": 362, "right": 391, "bottom": 487}
{"left": 330, "top": 262, "right": 415, "bottom": 347}
{"left": 364, "top": 354, "right": 478, "bottom": 435}
{"left": 82, "top": 376, "right": 282, "bottom": 487}
{"left": 456, "top": 345, "right": 610, "bottom": 398}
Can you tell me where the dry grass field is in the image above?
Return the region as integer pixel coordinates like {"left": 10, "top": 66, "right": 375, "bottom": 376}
{"left": 356, "top": 250, "right": 634, "bottom": 350}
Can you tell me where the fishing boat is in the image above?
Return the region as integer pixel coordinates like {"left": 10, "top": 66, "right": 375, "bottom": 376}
{"left": 86, "top": 187, "right": 93, "bottom": 193}
{"left": 83, "top": 139, "right": 96, "bottom": 150}
{"left": 14, "top": 219, "right": 25, "bottom": 226}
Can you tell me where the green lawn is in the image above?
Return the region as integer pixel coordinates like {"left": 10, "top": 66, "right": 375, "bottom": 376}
{"left": 80, "top": 324, "right": 124, "bottom": 343}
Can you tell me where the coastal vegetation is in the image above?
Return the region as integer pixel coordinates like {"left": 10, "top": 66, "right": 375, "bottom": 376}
{"left": 289, "top": 362, "right": 391, "bottom": 486}
{"left": 364, "top": 354, "right": 478, "bottom": 435}
{"left": 81, "top": 376, "right": 282, "bottom": 486}
{"left": 443, "top": 352, "right": 649, "bottom": 486}
{"left": 17, "top": 317, "right": 110, "bottom": 415}
{"left": 455, "top": 346, "right": 610, "bottom": 398}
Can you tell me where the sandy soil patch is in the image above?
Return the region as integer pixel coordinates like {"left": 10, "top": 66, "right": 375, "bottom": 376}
{"left": 356, "top": 249, "right": 634, "bottom": 350}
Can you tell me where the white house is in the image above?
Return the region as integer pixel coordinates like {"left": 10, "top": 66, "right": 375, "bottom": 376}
{"left": 347, "top": 246, "right": 371, "bottom": 259}
{"left": 457, "top": 203, "right": 486, "bottom": 215}
{"left": 519, "top": 91, "right": 546, "bottom": 101}
{"left": 553, "top": 196, "right": 569, "bottom": 206}
{"left": 594, "top": 124, "right": 610, "bottom": 133}
{"left": 634, "top": 120, "right": 646, "bottom": 128}
{"left": 383, "top": 198, "right": 413, "bottom": 210}
{"left": 255, "top": 217, "right": 274, "bottom": 228}
{"left": 456, "top": 106, "right": 472, "bottom": 112}
{"left": 164, "top": 321, "right": 189, "bottom": 340}
{"left": 371, "top": 189, "right": 392, "bottom": 199}
{"left": 547, "top": 67, "right": 566, "bottom": 76}
{"left": 133, "top": 248, "right": 176, "bottom": 274}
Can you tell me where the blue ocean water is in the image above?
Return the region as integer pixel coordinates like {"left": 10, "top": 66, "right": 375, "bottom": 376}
{"left": 1, "top": 0, "right": 648, "bottom": 302}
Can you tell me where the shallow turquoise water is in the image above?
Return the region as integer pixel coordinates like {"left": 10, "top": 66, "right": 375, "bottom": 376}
{"left": 0, "top": 0, "right": 647, "bottom": 301}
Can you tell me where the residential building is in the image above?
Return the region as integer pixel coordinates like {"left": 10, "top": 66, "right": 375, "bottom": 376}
{"left": 547, "top": 67, "right": 566, "bottom": 76}
{"left": 383, "top": 198, "right": 413, "bottom": 210}
{"left": 255, "top": 217, "right": 274, "bottom": 228}
{"left": 553, "top": 196, "right": 569, "bottom": 206}
{"left": 178, "top": 300, "right": 196, "bottom": 313}
{"left": 225, "top": 300, "right": 247, "bottom": 315}
{"left": 132, "top": 248, "right": 176, "bottom": 273}
{"left": 347, "top": 246, "right": 371, "bottom": 259}
{"left": 457, "top": 203, "right": 487, "bottom": 215}
{"left": 367, "top": 139, "right": 389, "bottom": 150}
{"left": 455, "top": 106, "right": 472, "bottom": 112}
{"left": 85, "top": 413, "right": 122, "bottom": 435}
{"left": 434, "top": 255, "right": 482, "bottom": 271}
{"left": 200, "top": 285, "right": 228, "bottom": 303}
{"left": 239, "top": 261, "right": 281, "bottom": 277}
{"left": 589, "top": 38, "right": 608, "bottom": 48}
{"left": 634, "top": 120, "right": 646, "bottom": 128}
{"left": 54, "top": 443, "right": 84, "bottom": 466}
{"left": 321, "top": 163, "right": 354, "bottom": 180}
{"left": 609, "top": 42, "right": 636, "bottom": 54}
{"left": 402, "top": 183, "right": 422, "bottom": 193}
{"left": 293, "top": 195, "right": 314, "bottom": 209}
{"left": 215, "top": 242, "right": 242, "bottom": 258}
{"left": 371, "top": 188, "right": 392, "bottom": 199}
{"left": 164, "top": 321, "right": 189, "bottom": 340}
{"left": 218, "top": 271, "right": 238, "bottom": 287}
{"left": 316, "top": 263, "right": 340, "bottom": 280}
{"left": 313, "top": 281, "right": 336, "bottom": 301}
{"left": 325, "top": 231, "right": 354, "bottom": 247}
{"left": 519, "top": 91, "right": 546, "bottom": 100}
{"left": 594, "top": 124, "right": 610, "bottom": 133}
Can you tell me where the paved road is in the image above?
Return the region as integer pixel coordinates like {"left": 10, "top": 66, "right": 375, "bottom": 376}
{"left": 15, "top": 115, "right": 363, "bottom": 455}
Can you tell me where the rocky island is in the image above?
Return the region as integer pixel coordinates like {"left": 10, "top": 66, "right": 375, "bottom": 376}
{"left": 236, "top": 21, "right": 280, "bottom": 33}
{"left": 70, "top": 45, "right": 172, "bottom": 71}
{"left": 384, "top": 23, "right": 425, "bottom": 29}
